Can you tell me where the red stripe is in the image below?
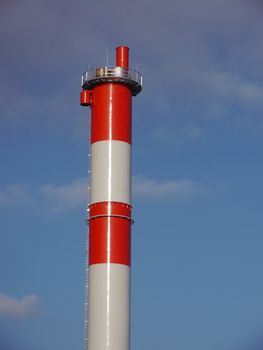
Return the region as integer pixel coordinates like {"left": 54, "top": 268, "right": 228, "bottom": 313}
{"left": 89, "top": 201, "right": 132, "bottom": 218}
{"left": 91, "top": 84, "right": 132, "bottom": 144}
{"left": 88, "top": 202, "right": 132, "bottom": 266}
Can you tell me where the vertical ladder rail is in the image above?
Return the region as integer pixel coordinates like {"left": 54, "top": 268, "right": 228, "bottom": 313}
{"left": 84, "top": 110, "right": 91, "bottom": 350}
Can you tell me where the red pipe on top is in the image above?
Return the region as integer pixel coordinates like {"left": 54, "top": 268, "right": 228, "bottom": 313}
{"left": 116, "top": 46, "right": 129, "bottom": 70}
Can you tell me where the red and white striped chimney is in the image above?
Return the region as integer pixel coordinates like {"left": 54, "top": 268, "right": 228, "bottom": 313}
{"left": 80, "top": 46, "right": 142, "bottom": 350}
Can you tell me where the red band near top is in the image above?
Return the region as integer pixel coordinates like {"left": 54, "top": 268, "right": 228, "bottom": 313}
{"left": 90, "top": 84, "right": 132, "bottom": 144}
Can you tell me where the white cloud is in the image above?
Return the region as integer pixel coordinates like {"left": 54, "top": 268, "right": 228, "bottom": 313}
{"left": 0, "top": 185, "right": 33, "bottom": 206}
{"left": 133, "top": 175, "right": 201, "bottom": 198}
{"left": 0, "top": 175, "right": 203, "bottom": 212}
{"left": 39, "top": 177, "right": 88, "bottom": 212}
{"left": 39, "top": 176, "right": 202, "bottom": 208}
{"left": 0, "top": 294, "right": 39, "bottom": 318}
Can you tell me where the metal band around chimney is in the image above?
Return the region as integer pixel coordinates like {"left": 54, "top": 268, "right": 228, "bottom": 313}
{"left": 86, "top": 214, "right": 134, "bottom": 224}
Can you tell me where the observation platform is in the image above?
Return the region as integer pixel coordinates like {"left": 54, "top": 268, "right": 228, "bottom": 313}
{"left": 81, "top": 66, "right": 142, "bottom": 96}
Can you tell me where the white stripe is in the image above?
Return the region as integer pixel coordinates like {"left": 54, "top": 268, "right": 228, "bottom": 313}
{"left": 90, "top": 141, "right": 131, "bottom": 205}
{"left": 87, "top": 264, "right": 130, "bottom": 350}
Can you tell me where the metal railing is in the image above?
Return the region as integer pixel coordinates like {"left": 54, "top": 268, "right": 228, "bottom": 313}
{"left": 81, "top": 66, "right": 142, "bottom": 87}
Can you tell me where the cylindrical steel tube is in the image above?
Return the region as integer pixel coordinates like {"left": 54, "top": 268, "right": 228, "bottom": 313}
{"left": 116, "top": 46, "right": 129, "bottom": 70}
{"left": 81, "top": 46, "right": 141, "bottom": 350}
{"left": 88, "top": 55, "right": 132, "bottom": 350}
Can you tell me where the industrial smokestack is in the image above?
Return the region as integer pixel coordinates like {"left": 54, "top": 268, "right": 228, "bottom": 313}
{"left": 80, "top": 46, "right": 142, "bottom": 350}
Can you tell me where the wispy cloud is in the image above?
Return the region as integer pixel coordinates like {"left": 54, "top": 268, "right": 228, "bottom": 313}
{"left": 0, "top": 185, "right": 33, "bottom": 206}
{"left": 0, "top": 294, "right": 39, "bottom": 318}
{"left": 39, "top": 177, "right": 88, "bottom": 212}
{"left": 204, "top": 70, "right": 263, "bottom": 103}
{"left": 0, "top": 175, "right": 203, "bottom": 212}
{"left": 133, "top": 175, "right": 202, "bottom": 198}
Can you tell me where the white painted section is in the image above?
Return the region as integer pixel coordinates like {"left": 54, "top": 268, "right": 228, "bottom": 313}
{"left": 90, "top": 141, "right": 131, "bottom": 205}
{"left": 87, "top": 264, "right": 130, "bottom": 350}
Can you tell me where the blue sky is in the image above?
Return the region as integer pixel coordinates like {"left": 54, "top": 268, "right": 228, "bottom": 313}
{"left": 1, "top": 0, "right": 263, "bottom": 349}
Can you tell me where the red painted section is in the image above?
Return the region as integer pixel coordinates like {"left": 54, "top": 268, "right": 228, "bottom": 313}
{"left": 80, "top": 90, "right": 92, "bottom": 106}
{"left": 89, "top": 201, "right": 132, "bottom": 218}
{"left": 116, "top": 46, "right": 129, "bottom": 70}
{"left": 89, "top": 217, "right": 131, "bottom": 265}
{"left": 88, "top": 202, "right": 131, "bottom": 266}
{"left": 91, "top": 84, "right": 132, "bottom": 144}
